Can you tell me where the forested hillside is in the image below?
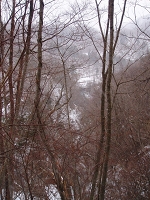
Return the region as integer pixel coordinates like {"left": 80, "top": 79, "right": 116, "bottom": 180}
{"left": 0, "top": 0, "right": 150, "bottom": 199}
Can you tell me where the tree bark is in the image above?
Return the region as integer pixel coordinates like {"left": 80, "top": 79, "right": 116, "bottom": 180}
{"left": 0, "top": 1, "right": 5, "bottom": 196}
{"left": 90, "top": 0, "right": 127, "bottom": 199}
{"left": 98, "top": 1, "right": 114, "bottom": 199}
{"left": 15, "top": 0, "right": 34, "bottom": 119}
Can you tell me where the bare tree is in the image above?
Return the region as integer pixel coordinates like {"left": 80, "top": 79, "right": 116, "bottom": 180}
{"left": 84, "top": 1, "right": 128, "bottom": 199}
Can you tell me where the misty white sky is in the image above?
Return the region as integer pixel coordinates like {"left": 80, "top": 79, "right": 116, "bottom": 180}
{"left": 124, "top": 0, "right": 150, "bottom": 22}
{"left": 51, "top": 0, "right": 150, "bottom": 25}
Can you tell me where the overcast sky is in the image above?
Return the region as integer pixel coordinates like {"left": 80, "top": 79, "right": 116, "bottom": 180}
{"left": 43, "top": 0, "right": 150, "bottom": 30}
{"left": 61, "top": 0, "right": 150, "bottom": 23}
{"left": 125, "top": 0, "right": 150, "bottom": 22}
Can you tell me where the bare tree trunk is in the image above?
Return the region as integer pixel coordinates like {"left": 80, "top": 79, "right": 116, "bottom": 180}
{"left": 8, "top": 0, "right": 15, "bottom": 143}
{"left": 98, "top": 1, "right": 114, "bottom": 199}
{"left": 90, "top": 0, "right": 127, "bottom": 199}
{"left": 55, "top": 37, "right": 71, "bottom": 128}
{"left": 34, "top": 0, "right": 44, "bottom": 113}
{"left": 90, "top": 1, "right": 109, "bottom": 199}
{"left": 5, "top": 1, "right": 16, "bottom": 199}
{"left": 62, "top": 59, "right": 71, "bottom": 128}
{"left": 0, "top": 1, "right": 5, "bottom": 196}
{"left": 34, "top": 2, "right": 72, "bottom": 199}
{"left": 15, "top": 0, "right": 34, "bottom": 118}
{"left": 8, "top": 0, "right": 15, "bottom": 124}
{"left": 23, "top": 1, "right": 45, "bottom": 199}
